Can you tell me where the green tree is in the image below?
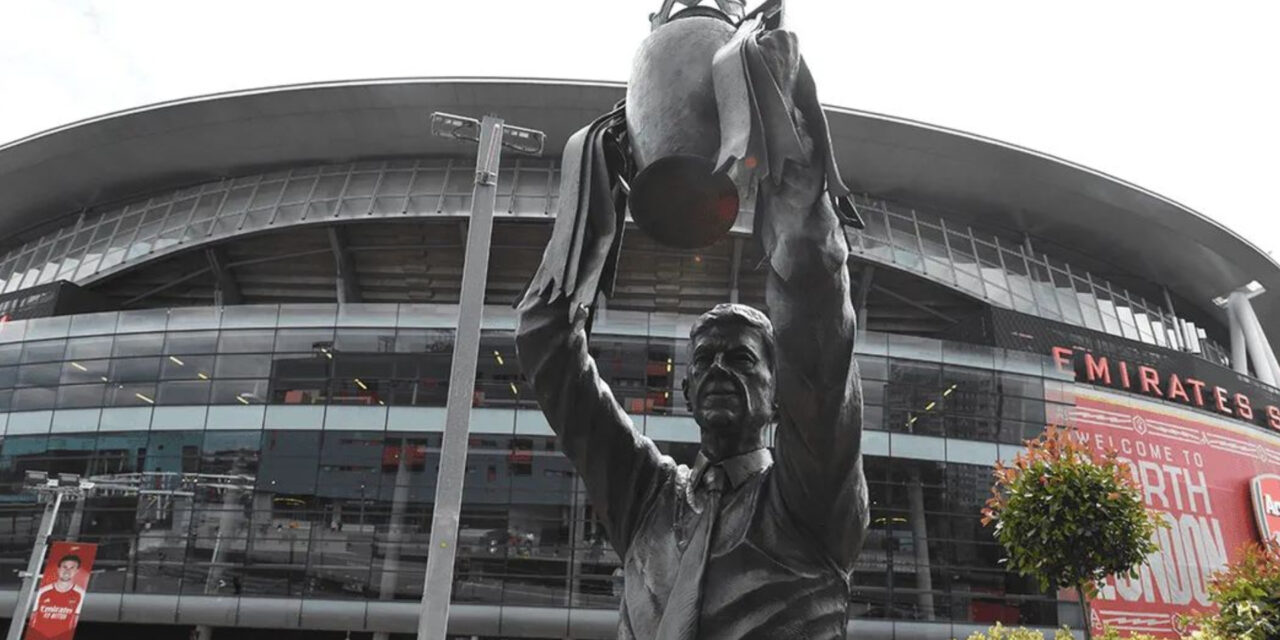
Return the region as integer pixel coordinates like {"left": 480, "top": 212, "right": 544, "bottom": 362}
{"left": 980, "top": 426, "right": 1162, "bottom": 640}
{"left": 1184, "top": 541, "right": 1280, "bottom": 640}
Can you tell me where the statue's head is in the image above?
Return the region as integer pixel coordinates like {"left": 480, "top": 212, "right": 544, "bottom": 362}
{"left": 682, "top": 303, "right": 776, "bottom": 458}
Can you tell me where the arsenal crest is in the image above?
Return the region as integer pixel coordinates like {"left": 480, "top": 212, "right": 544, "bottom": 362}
{"left": 1252, "top": 474, "right": 1280, "bottom": 544}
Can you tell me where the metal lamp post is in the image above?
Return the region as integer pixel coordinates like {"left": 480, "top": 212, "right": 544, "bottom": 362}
{"left": 417, "top": 112, "right": 544, "bottom": 640}
{"left": 7, "top": 471, "right": 106, "bottom": 640}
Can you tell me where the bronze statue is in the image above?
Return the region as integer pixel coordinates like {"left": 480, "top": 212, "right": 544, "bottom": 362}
{"left": 516, "top": 1, "right": 867, "bottom": 637}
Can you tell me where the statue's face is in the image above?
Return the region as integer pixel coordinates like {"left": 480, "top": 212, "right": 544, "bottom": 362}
{"left": 683, "top": 323, "right": 775, "bottom": 438}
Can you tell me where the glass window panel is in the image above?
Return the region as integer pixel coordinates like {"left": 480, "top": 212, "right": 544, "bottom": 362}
{"left": 25, "top": 316, "right": 71, "bottom": 341}
{"left": 304, "top": 200, "right": 336, "bottom": 220}
{"left": 275, "top": 328, "right": 335, "bottom": 353}
{"left": 220, "top": 186, "right": 255, "bottom": 215}
{"left": 211, "top": 379, "right": 268, "bottom": 405}
{"left": 117, "top": 309, "right": 168, "bottom": 334}
{"left": 190, "top": 193, "right": 223, "bottom": 222}
{"left": 12, "top": 386, "right": 57, "bottom": 411}
{"left": 68, "top": 311, "right": 119, "bottom": 337}
{"left": 65, "top": 336, "right": 113, "bottom": 361}
{"left": 1151, "top": 318, "right": 1169, "bottom": 349}
{"left": 408, "top": 168, "right": 446, "bottom": 196}
{"left": 334, "top": 329, "right": 397, "bottom": 353}
{"left": 17, "top": 363, "right": 61, "bottom": 387}
{"left": 0, "top": 344, "right": 20, "bottom": 366}
{"left": 73, "top": 238, "right": 108, "bottom": 279}
{"left": 56, "top": 384, "right": 105, "bottom": 409}
{"left": 272, "top": 376, "right": 330, "bottom": 405}
{"left": 1114, "top": 302, "right": 1141, "bottom": 341}
{"left": 220, "top": 304, "right": 279, "bottom": 329}
{"left": 273, "top": 203, "right": 305, "bottom": 226}
{"left": 217, "top": 330, "right": 276, "bottom": 354}
{"left": 104, "top": 382, "right": 157, "bottom": 407}
{"left": 157, "top": 380, "right": 211, "bottom": 405}
{"left": 279, "top": 177, "right": 317, "bottom": 205}
{"left": 162, "top": 197, "right": 197, "bottom": 230}
{"left": 164, "top": 330, "right": 219, "bottom": 354}
{"left": 97, "top": 247, "right": 128, "bottom": 272}
{"left": 210, "top": 216, "right": 241, "bottom": 236}
{"left": 376, "top": 170, "right": 413, "bottom": 197}
{"left": 311, "top": 175, "right": 348, "bottom": 201}
{"left": 393, "top": 329, "right": 453, "bottom": 354}
{"left": 335, "top": 197, "right": 371, "bottom": 217}
{"left": 214, "top": 354, "right": 272, "bottom": 379}
{"left": 240, "top": 209, "right": 273, "bottom": 232}
{"left": 200, "top": 430, "right": 262, "bottom": 475}
{"left": 337, "top": 304, "right": 398, "bottom": 327}
{"left": 0, "top": 365, "right": 16, "bottom": 388}
{"left": 112, "top": 332, "right": 164, "bottom": 357}
{"left": 181, "top": 220, "right": 212, "bottom": 242}
{"left": 20, "top": 340, "right": 66, "bottom": 364}
{"left": 109, "top": 357, "right": 161, "bottom": 383}
{"left": 1092, "top": 286, "right": 1123, "bottom": 336}
{"left": 160, "top": 354, "right": 214, "bottom": 381}
{"left": 1133, "top": 310, "right": 1156, "bottom": 345}
{"left": 250, "top": 181, "right": 285, "bottom": 209}
{"left": 107, "top": 213, "right": 141, "bottom": 250}
{"left": 59, "top": 359, "right": 108, "bottom": 385}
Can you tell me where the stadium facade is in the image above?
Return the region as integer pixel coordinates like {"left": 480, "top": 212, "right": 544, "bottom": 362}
{"left": 0, "top": 78, "right": 1276, "bottom": 640}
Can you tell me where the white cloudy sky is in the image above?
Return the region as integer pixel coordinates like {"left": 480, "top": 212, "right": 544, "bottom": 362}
{"left": 2, "top": 0, "right": 1278, "bottom": 257}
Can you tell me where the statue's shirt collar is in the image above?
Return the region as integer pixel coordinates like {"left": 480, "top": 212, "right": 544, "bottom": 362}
{"left": 691, "top": 447, "right": 773, "bottom": 491}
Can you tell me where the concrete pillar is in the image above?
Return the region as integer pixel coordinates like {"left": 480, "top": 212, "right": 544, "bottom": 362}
{"left": 373, "top": 438, "right": 414, "bottom": 640}
{"left": 1227, "top": 301, "right": 1248, "bottom": 375}
{"left": 907, "top": 468, "right": 935, "bottom": 621}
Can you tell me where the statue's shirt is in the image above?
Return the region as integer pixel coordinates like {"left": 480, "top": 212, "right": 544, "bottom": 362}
{"left": 618, "top": 449, "right": 853, "bottom": 639}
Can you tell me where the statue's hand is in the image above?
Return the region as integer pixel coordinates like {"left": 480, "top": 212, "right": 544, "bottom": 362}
{"left": 756, "top": 108, "right": 845, "bottom": 284}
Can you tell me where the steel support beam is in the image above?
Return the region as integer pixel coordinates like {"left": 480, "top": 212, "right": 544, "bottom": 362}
{"left": 204, "top": 246, "right": 242, "bottom": 306}
{"left": 854, "top": 264, "right": 875, "bottom": 331}
{"left": 327, "top": 226, "right": 362, "bottom": 304}
{"left": 1228, "top": 291, "right": 1279, "bottom": 385}
{"left": 1227, "top": 301, "right": 1249, "bottom": 376}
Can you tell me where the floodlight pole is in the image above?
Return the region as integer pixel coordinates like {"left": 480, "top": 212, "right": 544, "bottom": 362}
{"left": 7, "top": 490, "right": 65, "bottom": 640}
{"left": 417, "top": 113, "right": 542, "bottom": 640}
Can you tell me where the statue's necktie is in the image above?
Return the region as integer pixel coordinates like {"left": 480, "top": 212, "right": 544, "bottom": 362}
{"left": 654, "top": 465, "right": 725, "bottom": 639}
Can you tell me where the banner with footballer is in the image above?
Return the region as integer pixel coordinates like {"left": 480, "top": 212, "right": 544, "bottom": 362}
{"left": 24, "top": 541, "right": 96, "bottom": 640}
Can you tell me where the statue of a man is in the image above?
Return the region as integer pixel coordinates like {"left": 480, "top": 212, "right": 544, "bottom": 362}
{"left": 515, "top": 81, "right": 868, "bottom": 640}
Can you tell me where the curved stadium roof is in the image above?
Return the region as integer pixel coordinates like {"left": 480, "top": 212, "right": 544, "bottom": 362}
{"left": 0, "top": 77, "right": 1273, "bottom": 339}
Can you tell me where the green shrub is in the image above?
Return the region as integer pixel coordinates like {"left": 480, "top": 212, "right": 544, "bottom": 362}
{"left": 960, "top": 622, "right": 1073, "bottom": 640}
{"left": 1096, "top": 626, "right": 1162, "bottom": 639}
{"left": 981, "top": 426, "right": 1163, "bottom": 640}
{"left": 1183, "top": 542, "right": 1280, "bottom": 640}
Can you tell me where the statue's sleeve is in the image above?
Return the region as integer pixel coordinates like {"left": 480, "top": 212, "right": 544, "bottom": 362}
{"left": 761, "top": 151, "right": 869, "bottom": 574}
{"left": 515, "top": 290, "right": 672, "bottom": 558}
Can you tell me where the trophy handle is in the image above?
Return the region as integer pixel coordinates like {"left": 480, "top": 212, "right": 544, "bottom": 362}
{"left": 650, "top": 0, "right": 749, "bottom": 30}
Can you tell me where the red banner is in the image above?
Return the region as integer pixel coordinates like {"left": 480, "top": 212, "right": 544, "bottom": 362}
{"left": 1069, "top": 389, "right": 1280, "bottom": 637}
{"left": 24, "top": 541, "right": 97, "bottom": 640}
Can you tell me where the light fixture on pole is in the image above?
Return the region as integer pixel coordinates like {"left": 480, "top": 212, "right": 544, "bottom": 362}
{"left": 6, "top": 471, "right": 117, "bottom": 640}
